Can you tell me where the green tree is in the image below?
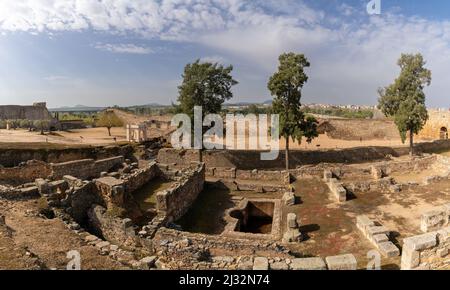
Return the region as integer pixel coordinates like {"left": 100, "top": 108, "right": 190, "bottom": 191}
{"left": 34, "top": 120, "right": 50, "bottom": 135}
{"left": 177, "top": 60, "right": 238, "bottom": 119}
{"left": 96, "top": 110, "right": 123, "bottom": 136}
{"left": 268, "top": 52, "right": 318, "bottom": 170}
{"left": 378, "top": 53, "right": 431, "bottom": 156}
{"left": 176, "top": 60, "right": 238, "bottom": 160}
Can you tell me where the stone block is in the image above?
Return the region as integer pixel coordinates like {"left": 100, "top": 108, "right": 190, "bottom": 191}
{"left": 421, "top": 210, "right": 447, "bottom": 233}
{"left": 403, "top": 232, "right": 437, "bottom": 251}
{"left": 282, "top": 192, "right": 295, "bottom": 206}
{"left": 323, "top": 170, "right": 333, "bottom": 181}
{"left": 287, "top": 213, "right": 298, "bottom": 229}
{"left": 371, "top": 234, "right": 389, "bottom": 244}
{"left": 253, "top": 257, "right": 269, "bottom": 270}
{"left": 371, "top": 166, "right": 383, "bottom": 179}
{"left": 35, "top": 178, "right": 49, "bottom": 195}
{"left": 290, "top": 257, "right": 327, "bottom": 270}
{"left": 270, "top": 261, "right": 289, "bottom": 270}
{"left": 282, "top": 228, "right": 302, "bottom": 243}
{"left": 400, "top": 247, "right": 420, "bottom": 270}
{"left": 325, "top": 254, "right": 357, "bottom": 270}
{"left": 378, "top": 241, "right": 400, "bottom": 257}
{"left": 139, "top": 256, "right": 157, "bottom": 270}
{"left": 356, "top": 215, "right": 375, "bottom": 232}
{"left": 437, "top": 248, "right": 449, "bottom": 258}
{"left": 366, "top": 226, "right": 389, "bottom": 238}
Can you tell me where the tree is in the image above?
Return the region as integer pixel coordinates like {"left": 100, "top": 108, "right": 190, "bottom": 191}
{"left": 378, "top": 53, "right": 431, "bottom": 157}
{"left": 176, "top": 60, "right": 238, "bottom": 160}
{"left": 177, "top": 60, "right": 238, "bottom": 119}
{"left": 268, "top": 52, "right": 318, "bottom": 170}
{"left": 19, "top": 119, "right": 32, "bottom": 131}
{"left": 96, "top": 110, "right": 123, "bottom": 136}
{"left": 34, "top": 120, "right": 50, "bottom": 135}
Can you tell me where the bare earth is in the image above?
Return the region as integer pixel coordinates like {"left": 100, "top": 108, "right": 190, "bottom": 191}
{"left": 0, "top": 128, "right": 415, "bottom": 149}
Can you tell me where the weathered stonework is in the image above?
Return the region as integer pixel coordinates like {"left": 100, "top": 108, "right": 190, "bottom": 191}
{"left": 156, "top": 163, "right": 205, "bottom": 222}
{"left": 420, "top": 204, "right": 450, "bottom": 233}
{"left": 401, "top": 227, "right": 450, "bottom": 270}
{"left": 356, "top": 215, "right": 400, "bottom": 257}
{"left": 50, "top": 156, "right": 124, "bottom": 180}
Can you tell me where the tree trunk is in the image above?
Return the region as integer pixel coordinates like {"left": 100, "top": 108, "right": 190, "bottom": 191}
{"left": 409, "top": 129, "right": 414, "bottom": 157}
{"left": 285, "top": 137, "right": 290, "bottom": 171}
{"left": 107, "top": 127, "right": 111, "bottom": 136}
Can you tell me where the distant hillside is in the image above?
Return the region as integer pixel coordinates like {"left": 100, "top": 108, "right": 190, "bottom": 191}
{"left": 49, "top": 105, "right": 105, "bottom": 112}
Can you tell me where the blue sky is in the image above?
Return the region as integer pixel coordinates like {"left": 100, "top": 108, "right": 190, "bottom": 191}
{"left": 1, "top": 0, "right": 450, "bottom": 108}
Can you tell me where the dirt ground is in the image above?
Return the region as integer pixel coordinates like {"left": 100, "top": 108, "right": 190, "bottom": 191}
{"left": 0, "top": 199, "right": 126, "bottom": 270}
{"left": 0, "top": 128, "right": 426, "bottom": 150}
{"left": 177, "top": 157, "right": 450, "bottom": 270}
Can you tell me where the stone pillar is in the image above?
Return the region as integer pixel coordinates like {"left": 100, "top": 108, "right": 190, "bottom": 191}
{"left": 126, "top": 124, "right": 131, "bottom": 141}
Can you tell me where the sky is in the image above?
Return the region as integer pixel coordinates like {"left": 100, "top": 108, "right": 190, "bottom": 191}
{"left": 0, "top": 0, "right": 450, "bottom": 108}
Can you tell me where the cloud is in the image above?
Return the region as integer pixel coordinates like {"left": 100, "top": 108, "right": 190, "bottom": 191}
{"left": 200, "top": 55, "right": 228, "bottom": 64}
{"left": 94, "top": 43, "right": 153, "bottom": 54}
{"left": 2, "top": 1, "right": 450, "bottom": 106}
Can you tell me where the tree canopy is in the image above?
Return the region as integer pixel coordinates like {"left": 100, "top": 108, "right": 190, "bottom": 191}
{"left": 378, "top": 53, "right": 431, "bottom": 155}
{"left": 268, "top": 52, "right": 318, "bottom": 169}
{"left": 176, "top": 60, "right": 238, "bottom": 119}
{"left": 96, "top": 110, "right": 123, "bottom": 136}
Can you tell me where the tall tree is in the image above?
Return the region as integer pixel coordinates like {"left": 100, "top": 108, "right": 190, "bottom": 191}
{"left": 96, "top": 110, "right": 123, "bottom": 136}
{"left": 378, "top": 53, "right": 431, "bottom": 156}
{"left": 268, "top": 52, "right": 318, "bottom": 170}
{"left": 177, "top": 60, "right": 238, "bottom": 119}
{"left": 176, "top": 60, "right": 238, "bottom": 159}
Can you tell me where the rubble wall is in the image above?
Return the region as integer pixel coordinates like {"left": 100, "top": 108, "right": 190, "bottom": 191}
{"left": 401, "top": 227, "right": 450, "bottom": 270}
{"left": 157, "top": 141, "right": 450, "bottom": 170}
{"left": 50, "top": 156, "right": 124, "bottom": 180}
{"left": 0, "top": 160, "right": 51, "bottom": 185}
{"left": 156, "top": 163, "right": 205, "bottom": 222}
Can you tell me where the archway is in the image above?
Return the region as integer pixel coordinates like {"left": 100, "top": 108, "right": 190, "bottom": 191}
{"left": 440, "top": 127, "right": 448, "bottom": 140}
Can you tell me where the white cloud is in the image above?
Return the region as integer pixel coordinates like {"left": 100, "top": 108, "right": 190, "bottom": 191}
{"left": 200, "top": 55, "right": 228, "bottom": 64}
{"left": 94, "top": 43, "right": 153, "bottom": 54}
{"left": 2, "top": 1, "right": 450, "bottom": 106}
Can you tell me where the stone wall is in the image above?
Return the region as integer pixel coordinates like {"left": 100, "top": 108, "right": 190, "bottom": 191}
{"left": 0, "top": 160, "right": 51, "bottom": 185}
{"left": 401, "top": 227, "right": 450, "bottom": 270}
{"left": 156, "top": 163, "right": 205, "bottom": 222}
{"left": 123, "top": 162, "right": 160, "bottom": 194}
{"left": 50, "top": 156, "right": 124, "bottom": 180}
{"left": 87, "top": 205, "right": 136, "bottom": 246}
{"left": 157, "top": 141, "right": 450, "bottom": 170}
{"left": 418, "top": 110, "right": 450, "bottom": 140}
{"left": 0, "top": 144, "right": 133, "bottom": 167}
{"left": 420, "top": 204, "right": 450, "bottom": 233}
{"left": 0, "top": 104, "right": 52, "bottom": 121}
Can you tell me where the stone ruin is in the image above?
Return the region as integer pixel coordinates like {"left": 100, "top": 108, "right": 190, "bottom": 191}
{"left": 1, "top": 142, "right": 450, "bottom": 270}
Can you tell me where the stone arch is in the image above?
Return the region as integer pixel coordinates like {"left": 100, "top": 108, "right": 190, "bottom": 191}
{"left": 439, "top": 127, "right": 448, "bottom": 140}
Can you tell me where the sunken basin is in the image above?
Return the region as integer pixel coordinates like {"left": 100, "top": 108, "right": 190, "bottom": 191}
{"left": 224, "top": 198, "right": 281, "bottom": 240}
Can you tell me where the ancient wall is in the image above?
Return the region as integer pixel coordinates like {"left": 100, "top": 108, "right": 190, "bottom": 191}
{"left": 401, "top": 227, "right": 450, "bottom": 270}
{"left": 123, "top": 162, "right": 160, "bottom": 194}
{"left": 87, "top": 205, "right": 136, "bottom": 246}
{"left": 0, "top": 160, "right": 51, "bottom": 185}
{"left": 322, "top": 118, "right": 400, "bottom": 140}
{"left": 0, "top": 144, "right": 134, "bottom": 167}
{"left": 157, "top": 140, "right": 450, "bottom": 170}
{"left": 50, "top": 156, "right": 124, "bottom": 180}
{"left": 0, "top": 104, "right": 52, "bottom": 120}
{"left": 418, "top": 110, "right": 450, "bottom": 140}
{"left": 156, "top": 163, "right": 205, "bottom": 222}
